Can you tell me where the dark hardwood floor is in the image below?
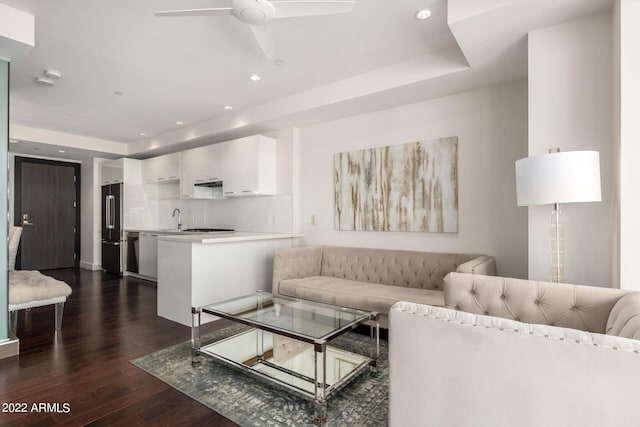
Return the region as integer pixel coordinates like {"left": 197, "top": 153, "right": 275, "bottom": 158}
{"left": 0, "top": 269, "right": 240, "bottom": 426}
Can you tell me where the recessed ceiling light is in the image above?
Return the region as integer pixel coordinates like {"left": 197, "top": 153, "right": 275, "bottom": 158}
{"left": 114, "top": 90, "right": 123, "bottom": 96}
{"left": 224, "top": 105, "right": 233, "bottom": 110}
{"left": 139, "top": 132, "right": 148, "bottom": 137}
{"left": 176, "top": 121, "right": 184, "bottom": 125}
{"left": 58, "top": 150, "right": 66, "bottom": 153}
{"left": 249, "top": 74, "right": 261, "bottom": 82}
{"left": 414, "top": 9, "right": 432, "bottom": 20}
{"left": 9, "top": 138, "right": 19, "bottom": 144}
{"left": 44, "top": 69, "right": 63, "bottom": 79}
{"left": 35, "top": 77, "right": 54, "bottom": 86}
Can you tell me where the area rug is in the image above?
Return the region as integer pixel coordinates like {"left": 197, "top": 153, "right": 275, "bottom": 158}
{"left": 130, "top": 324, "right": 389, "bottom": 426}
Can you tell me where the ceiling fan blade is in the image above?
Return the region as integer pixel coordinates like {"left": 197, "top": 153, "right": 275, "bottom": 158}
{"left": 270, "top": 0, "right": 355, "bottom": 18}
{"left": 250, "top": 24, "right": 277, "bottom": 58}
{"left": 154, "top": 8, "right": 233, "bottom": 17}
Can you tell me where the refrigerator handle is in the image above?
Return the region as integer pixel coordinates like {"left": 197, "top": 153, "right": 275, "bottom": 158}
{"left": 110, "top": 195, "right": 115, "bottom": 229}
{"left": 105, "top": 194, "right": 110, "bottom": 230}
{"left": 107, "top": 195, "right": 115, "bottom": 229}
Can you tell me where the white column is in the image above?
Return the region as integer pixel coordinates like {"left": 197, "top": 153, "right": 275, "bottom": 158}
{"left": 527, "top": 13, "right": 614, "bottom": 286}
{"left": 616, "top": 0, "right": 640, "bottom": 290}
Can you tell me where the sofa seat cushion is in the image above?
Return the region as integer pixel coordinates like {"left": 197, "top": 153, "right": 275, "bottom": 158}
{"left": 278, "top": 276, "right": 445, "bottom": 315}
{"left": 9, "top": 270, "right": 72, "bottom": 305}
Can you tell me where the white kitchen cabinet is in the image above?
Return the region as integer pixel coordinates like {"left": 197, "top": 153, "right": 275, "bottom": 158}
{"left": 222, "top": 135, "right": 276, "bottom": 196}
{"left": 100, "top": 159, "right": 124, "bottom": 185}
{"left": 142, "top": 153, "right": 180, "bottom": 183}
{"left": 139, "top": 232, "right": 159, "bottom": 279}
{"left": 179, "top": 143, "right": 223, "bottom": 199}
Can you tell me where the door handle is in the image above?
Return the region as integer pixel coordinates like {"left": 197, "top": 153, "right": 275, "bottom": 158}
{"left": 22, "top": 213, "right": 34, "bottom": 226}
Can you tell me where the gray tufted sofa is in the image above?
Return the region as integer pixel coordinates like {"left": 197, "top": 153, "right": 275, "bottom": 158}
{"left": 272, "top": 246, "right": 496, "bottom": 327}
{"left": 389, "top": 272, "right": 640, "bottom": 427}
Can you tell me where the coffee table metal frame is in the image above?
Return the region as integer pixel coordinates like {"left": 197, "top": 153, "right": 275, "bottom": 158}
{"left": 191, "top": 291, "right": 379, "bottom": 423}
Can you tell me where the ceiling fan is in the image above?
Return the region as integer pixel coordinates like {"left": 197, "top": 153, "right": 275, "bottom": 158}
{"left": 155, "top": 0, "right": 356, "bottom": 58}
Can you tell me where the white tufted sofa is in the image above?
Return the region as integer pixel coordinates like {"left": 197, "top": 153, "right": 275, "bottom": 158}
{"left": 389, "top": 272, "right": 640, "bottom": 427}
{"left": 272, "top": 246, "right": 496, "bottom": 327}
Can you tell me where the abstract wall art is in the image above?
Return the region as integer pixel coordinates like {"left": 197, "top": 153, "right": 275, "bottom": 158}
{"left": 334, "top": 137, "right": 458, "bottom": 232}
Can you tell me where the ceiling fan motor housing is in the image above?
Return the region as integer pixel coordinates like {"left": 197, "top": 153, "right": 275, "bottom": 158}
{"left": 231, "top": 0, "right": 276, "bottom": 24}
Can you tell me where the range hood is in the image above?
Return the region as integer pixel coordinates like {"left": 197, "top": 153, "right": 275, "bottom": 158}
{"left": 194, "top": 180, "right": 222, "bottom": 188}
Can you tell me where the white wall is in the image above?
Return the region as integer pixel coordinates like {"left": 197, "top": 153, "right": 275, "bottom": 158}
{"left": 296, "top": 80, "right": 528, "bottom": 279}
{"left": 616, "top": 0, "right": 640, "bottom": 291}
{"left": 528, "top": 13, "right": 614, "bottom": 287}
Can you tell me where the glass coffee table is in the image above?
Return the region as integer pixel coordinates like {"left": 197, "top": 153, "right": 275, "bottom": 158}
{"left": 191, "top": 291, "right": 379, "bottom": 423}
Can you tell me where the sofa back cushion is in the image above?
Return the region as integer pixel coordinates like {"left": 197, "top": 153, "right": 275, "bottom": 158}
{"left": 272, "top": 246, "right": 323, "bottom": 294}
{"left": 320, "top": 246, "right": 478, "bottom": 291}
{"left": 444, "top": 272, "right": 628, "bottom": 333}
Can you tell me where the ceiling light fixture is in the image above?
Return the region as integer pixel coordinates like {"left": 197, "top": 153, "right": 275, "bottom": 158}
{"left": 58, "top": 150, "right": 66, "bottom": 153}
{"left": 35, "top": 77, "right": 54, "bottom": 86}
{"left": 139, "top": 132, "right": 148, "bottom": 136}
{"left": 9, "top": 138, "right": 19, "bottom": 144}
{"left": 176, "top": 121, "right": 184, "bottom": 125}
{"left": 224, "top": 105, "right": 233, "bottom": 110}
{"left": 249, "top": 74, "right": 261, "bottom": 82}
{"left": 44, "top": 69, "right": 63, "bottom": 79}
{"left": 414, "top": 9, "right": 432, "bottom": 20}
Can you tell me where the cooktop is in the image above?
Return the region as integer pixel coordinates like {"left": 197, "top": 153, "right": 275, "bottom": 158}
{"left": 183, "top": 228, "right": 235, "bottom": 233}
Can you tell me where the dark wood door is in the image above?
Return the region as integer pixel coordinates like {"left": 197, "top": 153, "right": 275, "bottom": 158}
{"left": 15, "top": 157, "right": 80, "bottom": 270}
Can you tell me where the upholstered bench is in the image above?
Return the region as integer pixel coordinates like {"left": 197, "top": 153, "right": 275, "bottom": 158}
{"left": 9, "top": 270, "right": 72, "bottom": 332}
{"left": 8, "top": 227, "right": 72, "bottom": 333}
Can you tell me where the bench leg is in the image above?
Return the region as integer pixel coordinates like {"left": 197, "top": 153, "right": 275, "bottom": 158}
{"left": 9, "top": 310, "right": 17, "bottom": 335}
{"left": 55, "top": 302, "right": 65, "bottom": 331}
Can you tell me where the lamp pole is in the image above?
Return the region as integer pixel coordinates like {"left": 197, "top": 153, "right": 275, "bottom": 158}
{"left": 552, "top": 202, "right": 561, "bottom": 283}
{"left": 549, "top": 148, "right": 561, "bottom": 283}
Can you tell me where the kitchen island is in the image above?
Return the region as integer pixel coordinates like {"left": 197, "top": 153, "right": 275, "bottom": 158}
{"left": 157, "top": 232, "right": 302, "bottom": 326}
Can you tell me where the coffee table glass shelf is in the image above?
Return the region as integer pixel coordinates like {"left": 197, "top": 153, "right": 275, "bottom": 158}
{"left": 191, "top": 291, "right": 379, "bottom": 423}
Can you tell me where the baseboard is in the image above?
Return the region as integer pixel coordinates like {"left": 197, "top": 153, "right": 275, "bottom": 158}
{"left": 124, "top": 271, "right": 157, "bottom": 283}
{"left": 80, "top": 261, "right": 101, "bottom": 271}
{"left": 0, "top": 334, "right": 19, "bottom": 359}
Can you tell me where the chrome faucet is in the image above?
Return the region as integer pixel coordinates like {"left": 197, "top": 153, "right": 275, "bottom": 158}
{"left": 172, "top": 208, "right": 182, "bottom": 231}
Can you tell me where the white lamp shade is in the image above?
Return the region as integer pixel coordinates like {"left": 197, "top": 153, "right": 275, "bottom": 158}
{"left": 515, "top": 151, "right": 601, "bottom": 206}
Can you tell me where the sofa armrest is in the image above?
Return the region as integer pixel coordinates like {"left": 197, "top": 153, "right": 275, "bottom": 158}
{"left": 455, "top": 255, "right": 496, "bottom": 276}
{"left": 272, "top": 246, "right": 323, "bottom": 295}
{"left": 606, "top": 293, "right": 640, "bottom": 339}
{"left": 389, "top": 302, "right": 640, "bottom": 427}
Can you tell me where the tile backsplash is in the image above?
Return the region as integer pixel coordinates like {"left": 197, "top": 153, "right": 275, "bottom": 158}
{"left": 157, "top": 194, "right": 293, "bottom": 233}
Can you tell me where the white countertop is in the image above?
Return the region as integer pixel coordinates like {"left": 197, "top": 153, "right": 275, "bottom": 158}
{"left": 156, "top": 231, "right": 303, "bottom": 244}
{"left": 125, "top": 229, "right": 192, "bottom": 235}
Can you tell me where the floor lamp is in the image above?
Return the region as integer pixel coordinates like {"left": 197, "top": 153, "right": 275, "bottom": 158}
{"left": 515, "top": 149, "right": 601, "bottom": 283}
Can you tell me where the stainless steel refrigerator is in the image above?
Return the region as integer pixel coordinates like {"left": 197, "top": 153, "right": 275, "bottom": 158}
{"left": 101, "top": 183, "right": 123, "bottom": 274}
